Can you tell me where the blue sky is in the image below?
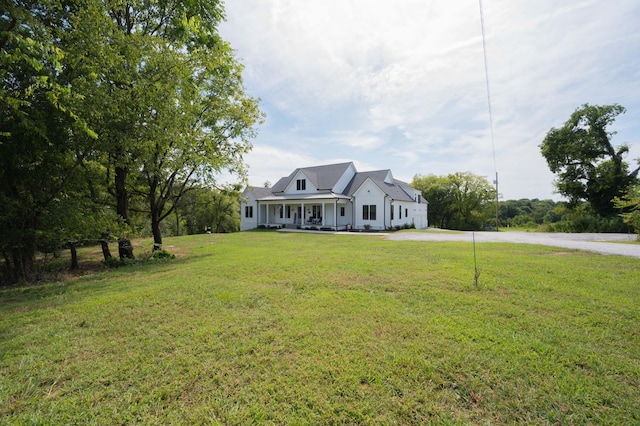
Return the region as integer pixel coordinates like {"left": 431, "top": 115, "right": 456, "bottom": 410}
{"left": 219, "top": 0, "right": 640, "bottom": 200}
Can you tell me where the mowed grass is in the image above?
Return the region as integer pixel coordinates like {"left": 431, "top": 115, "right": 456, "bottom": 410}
{"left": 1, "top": 231, "right": 639, "bottom": 425}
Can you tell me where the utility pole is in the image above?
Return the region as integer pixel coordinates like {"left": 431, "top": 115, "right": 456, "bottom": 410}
{"left": 494, "top": 172, "right": 499, "bottom": 232}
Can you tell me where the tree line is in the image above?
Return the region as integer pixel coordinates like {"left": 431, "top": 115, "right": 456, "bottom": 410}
{"left": 412, "top": 104, "right": 639, "bottom": 234}
{"left": 1, "top": 0, "right": 263, "bottom": 283}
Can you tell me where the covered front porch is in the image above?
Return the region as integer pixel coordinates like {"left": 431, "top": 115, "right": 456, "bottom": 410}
{"left": 256, "top": 195, "right": 352, "bottom": 231}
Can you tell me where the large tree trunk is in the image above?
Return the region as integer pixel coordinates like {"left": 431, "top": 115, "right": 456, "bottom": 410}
{"left": 99, "top": 232, "right": 112, "bottom": 260}
{"left": 9, "top": 246, "right": 36, "bottom": 283}
{"left": 115, "top": 164, "right": 134, "bottom": 260}
{"left": 118, "top": 239, "right": 134, "bottom": 259}
{"left": 149, "top": 178, "right": 164, "bottom": 252}
{"left": 151, "top": 211, "right": 162, "bottom": 251}
{"left": 68, "top": 241, "right": 78, "bottom": 270}
{"left": 115, "top": 165, "right": 129, "bottom": 222}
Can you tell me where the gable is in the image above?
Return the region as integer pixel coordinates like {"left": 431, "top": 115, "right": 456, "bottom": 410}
{"left": 282, "top": 170, "right": 318, "bottom": 194}
{"left": 272, "top": 162, "right": 355, "bottom": 195}
{"left": 352, "top": 178, "right": 386, "bottom": 198}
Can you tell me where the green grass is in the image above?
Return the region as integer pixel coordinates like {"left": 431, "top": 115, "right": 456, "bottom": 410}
{"left": 1, "top": 231, "right": 639, "bottom": 425}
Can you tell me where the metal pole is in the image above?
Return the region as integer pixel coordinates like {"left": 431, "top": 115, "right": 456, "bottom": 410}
{"left": 495, "top": 172, "right": 499, "bottom": 232}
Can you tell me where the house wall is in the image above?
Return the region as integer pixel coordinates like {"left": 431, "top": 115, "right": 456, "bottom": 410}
{"left": 390, "top": 201, "right": 428, "bottom": 229}
{"left": 353, "top": 180, "right": 387, "bottom": 230}
{"left": 240, "top": 190, "right": 259, "bottom": 231}
{"left": 336, "top": 201, "right": 352, "bottom": 228}
{"left": 412, "top": 203, "right": 428, "bottom": 228}
{"left": 284, "top": 171, "right": 318, "bottom": 194}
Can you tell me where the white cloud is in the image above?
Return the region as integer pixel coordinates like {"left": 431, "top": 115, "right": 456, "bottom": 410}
{"left": 220, "top": 0, "right": 640, "bottom": 200}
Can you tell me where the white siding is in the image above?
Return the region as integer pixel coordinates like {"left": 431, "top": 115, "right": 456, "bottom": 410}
{"left": 240, "top": 189, "right": 259, "bottom": 231}
{"left": 353, "top": 179, "right": 386, "bottom": 230}
{"left": 283, "top": 171, "right": 317, "bottom": 194}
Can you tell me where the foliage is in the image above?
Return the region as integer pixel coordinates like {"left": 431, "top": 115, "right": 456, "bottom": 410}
{"left": 68, "top": 0, "right": 263, "bottom": 251}
{"left": 150, "top": 249, "right": 175, "bottom": 261}
{"left": 497, "top": 198, "right": 558, "bottom": 229}
{"left": 178, "top": 187, "right": 241, "bottom": 235}
{"left": 0, "top": 0, "right": 261, "bottom": 280}
{"left": 0, "top": 0, "right": 106, "bottom": 281}
{"left": 412, "top": 172, "right": 495, "bottom": 230}
{"left": 543, "top": 203, "right": 629, "bottom": 233}
{"left": 540, "top": 103, "right": 640, "bottom": 217}
{"left": 1, "top": 233, "right": 639, "bottom": 424}
{"left": 614, "top": 184, "right": 640, "bottom": 238}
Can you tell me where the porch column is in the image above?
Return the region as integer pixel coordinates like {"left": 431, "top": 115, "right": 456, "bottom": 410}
{"left": 301, "top": 202, "right": 305, "bottom": 224}
{"left": 282, "top": 203, "right": 285, "bottom": 225}
{"left": 322, "top": 202, "right": 326, "bottom": 226}
{"left": 335, "top": 200, "right": 338, "bottom": 229}
{"left": 266, "top": 203, "right": 269, "bottom": 224}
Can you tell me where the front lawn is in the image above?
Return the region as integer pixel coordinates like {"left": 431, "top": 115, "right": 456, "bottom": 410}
{"left": 1, "top": 231, "right": 638, "bottom": 424}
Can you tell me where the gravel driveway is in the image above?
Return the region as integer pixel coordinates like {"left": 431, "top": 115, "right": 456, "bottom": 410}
{"left": 386, "top": 231, "right": 640, "bottom": 258}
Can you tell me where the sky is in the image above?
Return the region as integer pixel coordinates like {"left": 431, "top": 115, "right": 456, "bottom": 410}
{"left": 218, "top": 0, "right": 640, "bottom": 201}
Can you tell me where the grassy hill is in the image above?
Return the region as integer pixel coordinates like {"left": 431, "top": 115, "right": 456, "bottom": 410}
{"left": 1, "top": 231, "right": 639, "bottom": 424}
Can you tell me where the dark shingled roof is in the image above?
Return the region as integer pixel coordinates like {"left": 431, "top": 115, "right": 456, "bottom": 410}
{"left": 249, "top": 162, "right": 420, "bottom": 202}
{"left": 248, "top": 186, "right": 274, "bottom": 198}
{"left": 271, "top": 162, "right": 353, "bottom": 193}
{"left": 343, "top": 170, "right": 415, "bottom": 202}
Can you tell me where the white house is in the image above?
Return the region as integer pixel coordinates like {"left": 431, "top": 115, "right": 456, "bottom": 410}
{"left": 240, "top": 162, "right": 428, "bottom": 231}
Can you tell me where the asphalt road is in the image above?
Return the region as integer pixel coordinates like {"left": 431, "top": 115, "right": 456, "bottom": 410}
{"left": 386, "top": 231, "right": 640, "bottom": 258}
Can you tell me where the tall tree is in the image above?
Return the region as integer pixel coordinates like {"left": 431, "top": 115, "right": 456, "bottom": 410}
{"left": 613, "top": 185, "right": 640, "bottom": 236}
{"left": 540, "top": 104, "right": 640, "bottom": 217}
{"left": 82, "top": 0, "right": 262, "bottom": 252}
{"left": 412, "top": 172, "right": 495, "bottom": 230}
{"left": 1, "top": 0, "right": 99, "bottom": 281}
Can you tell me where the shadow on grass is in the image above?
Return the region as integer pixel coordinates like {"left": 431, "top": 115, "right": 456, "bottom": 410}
{"left": 0, "top": 253, "right": 210, "bottom": 310}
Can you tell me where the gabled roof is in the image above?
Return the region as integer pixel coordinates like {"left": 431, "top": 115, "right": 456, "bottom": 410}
{"left": 246, "top": 162, "right": 421, "bottom": 203}
{"left": 344, "top": 170, "right": 415, "bottom": 202}
{"left": 271, "top": 162, "right": 353, "bottom": 193}
{"left": 249, "top": 186, "right": 275, "bottom": 198}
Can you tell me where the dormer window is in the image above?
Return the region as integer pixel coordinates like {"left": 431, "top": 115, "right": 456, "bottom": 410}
{"left": 296, "top": 179, "right": 306, "bottom": 191}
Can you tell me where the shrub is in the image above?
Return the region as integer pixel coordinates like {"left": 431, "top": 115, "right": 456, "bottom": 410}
{"left": 151, "top": 249, "right": 175, "bottom": 261}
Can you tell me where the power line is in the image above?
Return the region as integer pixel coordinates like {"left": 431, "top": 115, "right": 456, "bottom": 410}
{"left": 478, "top": 0, "right": 499, "bottom": 231}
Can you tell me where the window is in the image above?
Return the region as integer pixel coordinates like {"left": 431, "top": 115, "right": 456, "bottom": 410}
{"left": 390, "top": 205, "right": 394, "bottom": 220}
{"left": 399, "top": 205, "right": 402, "bottom": 219}
{"left": 340, "top": 207, "right": 345, "bottom": 217}
{"left": 279, "top": 206, "right": 283, "bottom": 218}
{"left": 405, "top": 208, "right": 408, "bottom": 218}
{"left": 286, "top": 205, "right": 291, "bottom": 219}
{"left": 245, "top": 206, "right": 253, "bottom": 218}
{"left": 296, "top": 179, "right": 306, "bottom": 191}
{"left": 362, "top": 204, "right": 376, "bottom": 220}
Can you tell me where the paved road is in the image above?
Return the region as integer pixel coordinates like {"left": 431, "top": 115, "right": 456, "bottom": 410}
{"left": 386, "top": 231, "right": 640, "bottom": 258}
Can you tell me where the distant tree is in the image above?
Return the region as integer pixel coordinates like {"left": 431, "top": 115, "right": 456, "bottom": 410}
{"left": 411, "top": 175, "right": 453, "bottom": 229}
{"left": 498, "top": 199, "right": 558, "bottom": 228}
{"left": 540, "top": 104, "right": 640, "bottom": 217}
{"left": 613, "top": 185, "right": 640, "bottom": 237}
{"left": 179, "top": 187, "right": 240, "bottom": 234}
{"left": 412, "top": 172, "right": 495, "bottom": 230}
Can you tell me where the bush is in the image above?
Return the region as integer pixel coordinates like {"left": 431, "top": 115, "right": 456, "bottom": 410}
{"left": 150, "top": 249, "right": 175, "bottom": 261}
